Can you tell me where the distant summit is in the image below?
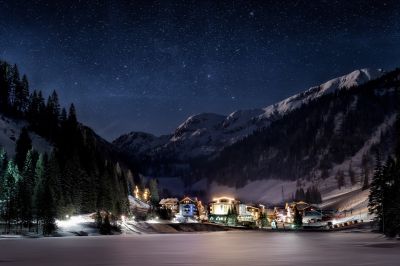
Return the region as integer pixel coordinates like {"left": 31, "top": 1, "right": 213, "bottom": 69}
{"left": 114, "top": 68, "right": 385, "bottom": 161}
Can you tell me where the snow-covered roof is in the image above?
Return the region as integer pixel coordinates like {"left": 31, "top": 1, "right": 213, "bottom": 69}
{"left": 159, "top": 198, "right": 178, "bottom": 205}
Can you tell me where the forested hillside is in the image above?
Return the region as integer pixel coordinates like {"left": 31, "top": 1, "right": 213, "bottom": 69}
{"left": 194, "top": 69, "right": 400, "bottom": 188}
{"left": 0, "top": 60, "right": 130, "bottom": 234}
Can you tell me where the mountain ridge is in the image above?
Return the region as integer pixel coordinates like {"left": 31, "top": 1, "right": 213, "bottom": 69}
{"left": 114, "top": 68, "right": 385, "bottom": 162}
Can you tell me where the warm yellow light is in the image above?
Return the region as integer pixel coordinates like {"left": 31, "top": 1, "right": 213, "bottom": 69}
{"left": 143, "top": 188, "right": 150, "bottom": 201}
{"left": 134, "top": 185, "right": 140, "bottom": 199}
{"left": 212, "top": 196, "right": 235, "bottom": 203}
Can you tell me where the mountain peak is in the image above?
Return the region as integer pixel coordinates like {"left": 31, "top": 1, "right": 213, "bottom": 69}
{"left": 259, "top": 68, "right": 384, "bottom": 120}
{"left": 172, "top": 113, "right": 226, "bottom": 141}
{"left": 114, "top": 67, "right": 386, "bottom": 160}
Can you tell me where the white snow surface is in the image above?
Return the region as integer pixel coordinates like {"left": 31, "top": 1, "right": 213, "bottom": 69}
{"left": 128, "top": 195, "right": 150, "bottom": 210}
{"left": 204, "top": 113, "right": 396, "bottom": 204}
{"left": 0, "top": 115, "right": 52, "bottom": 157}
{"left": 318, "top": 113, "right": 397, "bottom": 193}
{"left": 115, "top": 68, "right": 384, "bottom": 159}
{"left": 56, "top": 214, "right": 98, "bottom": 236}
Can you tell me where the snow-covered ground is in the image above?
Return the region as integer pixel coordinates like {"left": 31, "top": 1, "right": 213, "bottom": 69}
{"left": 128, "top": 195, "right": 151, "bottom": 209}
{"left": 0, "top": 115, "right": 52, "bottom": 156}
{"left": 56, "top": 214, "right": 99, "bottom": 236}
{"left": 1, "top": 231, "right": 399, "bottom": 266}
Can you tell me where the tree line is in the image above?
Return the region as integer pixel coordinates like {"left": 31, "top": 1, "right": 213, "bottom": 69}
{"left": 0, "top": 60, "right": 129, "bottom": 235}
{"left": 195, "top": 68, "right": 400, "bottom": 187}
{"left": 369, "top": 115, "right": 400, "bottom": 237}
{"left": 293, "top": 186, "right": 322, "bottom": 204}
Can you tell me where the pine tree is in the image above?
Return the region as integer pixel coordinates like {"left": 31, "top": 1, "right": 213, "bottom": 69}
{"left": 41, "top": 181, "right": 57, "bottom": 235}
{"left": 14, "top": 74, "right": 29, "bottom": 114}
{"left": 27, "top": 90, "right": 39, "bottom": 124}
{"left": 368, "top": 151, "right": 385, "bottom": 232}
{"left": 348, "top": 162, "right": 356, "bottom": 186}
{"left": 32, "top": 154, "right": 46, "bottom": 233}
{"left": 15, "top": 127, "right": 32, "bottom": 170}
{"left": 305, "top": 189, "right": 311, "bottom": 203}
{"left": 16, "top": 150, "right": 38, "bottom": 230}
{"left": 380, "top": 157, "right": 399, "bottom": 237}
{"left": 9, "top": 64, "right": 20, "bottom": 113}
{"left": 45, "top": 90, "right": 60, "bottom": 139}
{"left": 149, "top": 179, "right": 159, "bottom": 205}
{"left": 68, "top": 103, "right": 78, "bottom": 125}
{"left": 361, "top": 153, "right": 372, "bottom": 185}
{"left": 1, "top": 160, "right": 20, "bottom": 232}
{"left": 373, "top": 115, "right": 400, "bottom": 237}
{"left": 0, "top": 147, "right": 7, "bottom": 176}
{"left": 295, "top": 188, "right": 306, "bottom": 201}
{"left": 362, "top": 168, "right": 370, "bottom": 190}
{"left": 293, "top": 206, "right": 303, "bottom": 229}
{"left": 47, "top": 90, "right": 60, "bottom": 118}
{"left": 336, "top": 170, "right": 345, "bottom": 189}
{"left": 0, "top": 149, "right": 9, "bottom": 224}
{"left": 33, "top": 154, "right": 57, "bottom": 235}
{"left": 46, "top": 152, "right": 62, "bottom": 216}
{"left": 0, "top": 62, "right": 11, "bottom": 113}
{"left": 60, "top": 108, "right": 67, "bottom": 123}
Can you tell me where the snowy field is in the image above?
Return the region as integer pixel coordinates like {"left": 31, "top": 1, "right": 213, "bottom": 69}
{"left": 0, "top": 232, "right": 399, "bottom": 266}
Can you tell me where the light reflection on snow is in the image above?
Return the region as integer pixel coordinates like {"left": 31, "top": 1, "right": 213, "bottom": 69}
{"left": 56, "top": 215, "right": 89, "bottom": 228}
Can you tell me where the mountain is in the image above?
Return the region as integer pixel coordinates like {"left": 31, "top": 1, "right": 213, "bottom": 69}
{"left": 114, "top": 68, "right": 400, "bottom": 203}
{"left": 200, "top": 70, "right": 399, "bottom": 186}
{"left": 114, "top": 68, "right": 387, "bottom": 172}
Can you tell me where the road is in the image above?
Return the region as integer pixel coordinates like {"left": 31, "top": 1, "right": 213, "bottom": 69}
{"left": 0, "top": 231, "right": 399, "bottom": 265}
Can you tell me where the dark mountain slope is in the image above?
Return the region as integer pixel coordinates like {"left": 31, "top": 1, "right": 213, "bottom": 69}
{"left": 195, "top": 69, "right": 400, "bottom": 187}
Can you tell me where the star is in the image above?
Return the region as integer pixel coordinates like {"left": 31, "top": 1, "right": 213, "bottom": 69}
{"left": 0, "top": 0, "right": 396, "bottom": 140}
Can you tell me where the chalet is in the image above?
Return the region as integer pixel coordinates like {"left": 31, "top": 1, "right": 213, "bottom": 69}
{"left": 209, "top": 197, "right": 239, "bottom": 224}
{"left": 237, "top": 204, "right": 253, "bottom": 223}
{"left": 179, "top": 197, "right": 198, "bottom": 218}
{"left": 285, "top": 201, "right": 313, "bottom": 223}
{"left": 302, "top": 210, "right": 323, "bottom": 224}
{"left": 159, "top": 198, "right": 179, "bottom": 214}
{"left": 273, "top": 206, "right": 287, "bottom": 222}
{"left": 238, "top": 204, "right": 264, "bottom": 224}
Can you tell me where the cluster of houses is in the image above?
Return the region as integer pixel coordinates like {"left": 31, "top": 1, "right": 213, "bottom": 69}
{"left": 130, "top": 185, "right": 332, "bottom": 227}
{"left": 159, "top": 196, "right": 268, "bottom": 226}
{"left": 157, "top": 195, "right": 335, "bottom": 227}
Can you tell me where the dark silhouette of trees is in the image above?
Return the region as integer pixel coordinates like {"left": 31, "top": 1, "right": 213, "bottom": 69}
{"left": 0, "top": 60, "right": 131, "bottom": 235}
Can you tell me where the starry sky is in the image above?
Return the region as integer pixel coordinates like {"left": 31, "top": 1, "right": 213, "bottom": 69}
{"left": 1, "top": 0, "right": 400, "bottom": 140}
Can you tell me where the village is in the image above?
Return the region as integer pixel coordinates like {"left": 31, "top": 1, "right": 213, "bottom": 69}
{"left": 128, "top": 185, "right": 367, "bottom": 231}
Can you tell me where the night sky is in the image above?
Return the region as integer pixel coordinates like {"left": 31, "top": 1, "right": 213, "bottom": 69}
{"left": 1, "top": 0, "right": 399, "bottom": 140}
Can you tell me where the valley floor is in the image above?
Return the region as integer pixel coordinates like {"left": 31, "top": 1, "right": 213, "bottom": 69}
{"left": 0, "top": 231, "right": 399, "bottom": 266}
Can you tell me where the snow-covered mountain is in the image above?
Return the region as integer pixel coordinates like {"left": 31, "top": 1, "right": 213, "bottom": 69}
{"left": 114, "top": 68, "right": 384, "bottom": 161}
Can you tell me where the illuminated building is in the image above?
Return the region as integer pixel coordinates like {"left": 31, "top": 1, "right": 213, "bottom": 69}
{"left": 237, "top": 204, "right": 264, "bottom": 224}
{"left": 159, "top": 198, "right": 179, "bottom": 213}
{"left": 208, "top": 197, "right": 239, "bottom": 224}
{"left": 179, "top": 197, "right": 198, "bottom": 218}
